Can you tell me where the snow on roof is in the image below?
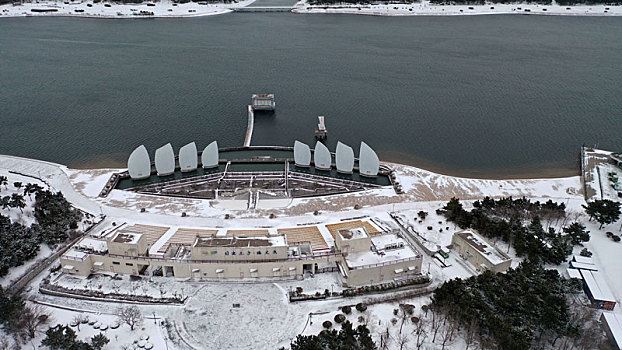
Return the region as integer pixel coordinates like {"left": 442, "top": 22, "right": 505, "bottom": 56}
{"left": 339, "top": 227, "right": 368, "bottom": 240}
{"left": 602, "top": 312, "right": 622, "bottom": 349}
{"left": 194, "top": 235, "right": 286, "bottom": 248}
{"left": 572, "top": 255, "right": 595, "bottom": 265}
{"left": 567, "top": 268, "right": 582, "bottom": 279}
{"left": 581, "top": 270, "right": 616, "bottom": 303}
{"left": 345, "top": 238, "right": 418, "bottom": 269}
{"left": 455, "top": 229, "right": 510, "bottom": 265}
{"left": 112, "top": 232, "right": 142, "bottom": 245}
{"left": 371, "top": 234, "right": 405, "bottom": 250}
{"left": 63, "top": 250, "right": 89, "bottom": 260}
{"left": 569, "top": 261, "right": 598, "bottom": 271}
{"left": 76, "top": 237, "right": 108, "bottom": 253}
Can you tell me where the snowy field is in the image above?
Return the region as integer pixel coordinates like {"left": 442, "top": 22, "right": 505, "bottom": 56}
{"left": 293, "top": 0, "right": 622, "bottom": 16}
{"left": 0, "top": 0, "right": 255, "bottom": 19}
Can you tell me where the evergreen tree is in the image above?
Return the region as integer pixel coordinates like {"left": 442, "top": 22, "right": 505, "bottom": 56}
{"left": 41, "top": 324, "right": 95, "bottom": 350}
{"left": 41, "top": 325, "right": 78, "bottom": 350}
{"left": 582, "top": 200, "right": 621, "bottom": 229}
{"left": 90, "top": 333, "right": 109, "bottom": 350}
{"left": 9, "top": 193, "right": 25, "bottom": 213}
{"left": 291, "top": 321, "right": 376, "bottom": 350}
{"left": 563, "top": 222, "right": 590, "bottom": 245}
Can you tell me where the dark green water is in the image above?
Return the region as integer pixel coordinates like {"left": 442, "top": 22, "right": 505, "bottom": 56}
{"left": 1, "top": 14, "right": 621, "bottom": 178}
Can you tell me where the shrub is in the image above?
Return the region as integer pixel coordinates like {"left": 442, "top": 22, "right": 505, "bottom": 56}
{"left": 580, "top": 248, "right": 592, "bottom": 257}
{"left": 334, "top": 314, "right": 346, "bottom": 323}
{"left": 355, "top": 303, "right": 367, "bottom": 312}
{"left": 342, "top": 305, "right": 352, "bottom": 314}
{"left": 322, "top": 320, "right": 332, "bottom": 329}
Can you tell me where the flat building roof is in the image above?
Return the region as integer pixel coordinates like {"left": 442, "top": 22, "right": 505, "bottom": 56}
{"left": 194, "top": 236, "right": 285, "bottom": 248}
{"left": 112, "top": 232, "right": 142, "bottom": 244}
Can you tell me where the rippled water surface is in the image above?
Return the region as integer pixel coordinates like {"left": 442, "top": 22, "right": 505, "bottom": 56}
{"left": 1, "top": 15, "right": 621, "bottom": 177}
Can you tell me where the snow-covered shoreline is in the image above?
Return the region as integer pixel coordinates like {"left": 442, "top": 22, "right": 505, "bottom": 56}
{"left": 1, "top": 0, "right": 621, "bottom": 18}
{"left": 293, "top": 0, "right": 622, "bottom": 16}
{"left": 0, "top": 0, "right": 255, "bottom": 19}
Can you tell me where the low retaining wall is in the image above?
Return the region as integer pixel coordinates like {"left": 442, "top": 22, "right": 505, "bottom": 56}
{"left": 39, "top": 283, "right": 186, "bottom": 305}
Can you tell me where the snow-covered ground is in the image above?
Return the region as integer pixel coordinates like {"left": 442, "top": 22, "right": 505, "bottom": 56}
{"left": 293, "top": 0, "right": 622, "bottom": 16}
{"left": 0, "top": 0, "right": 255, "bottom": 19}
{"left": 2, "top": 153, "right": 622, "bottom": 349}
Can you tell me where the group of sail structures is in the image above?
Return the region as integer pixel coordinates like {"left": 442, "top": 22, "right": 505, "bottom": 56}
{"left": 127, "top": 141, "right": 219, "bottom": 180}
{"left": 293, "top": 141, "right": 379, "bottom": 177}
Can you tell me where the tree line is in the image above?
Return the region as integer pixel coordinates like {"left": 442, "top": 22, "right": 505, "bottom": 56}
{"left": 438, "top": 196, "right": 589, "bottom": 265}
{"left": 431, "top": 261, "right": 605, "bottom": 349}
{"left": 290, "top": 321, "right": 376, "bottom": 350}
{"left": 0, "top": 180, "right": 83, "bottom": 277}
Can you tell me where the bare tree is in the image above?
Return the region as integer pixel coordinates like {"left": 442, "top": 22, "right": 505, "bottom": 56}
{"left": 393, "top": 332, "right": 410, "bottom": 350}
{"left": 378, "top": 325, "right": 391, "bottom": 350}
{"left": 464, "top": 318, "right": 478, "bottom": 350}
{"left": 429, "top": 305, "right": 445, "bottom": 343}
{"left": 72, "top": 314, "right": 88, "bottom": 331}
{"left": 23, "top": 304, "right": 51, "bottom": 341}
{"left": 398, "top": 304, "right": 414, "bottom": 335}
{"left": 413, "top": 313, "right": 428, "bottom": 350}
{"left": 117, "top": 306, "right": 142, "bottom": 331}
{"left": 439, "top": 317, "right": 457, "bottom": 350}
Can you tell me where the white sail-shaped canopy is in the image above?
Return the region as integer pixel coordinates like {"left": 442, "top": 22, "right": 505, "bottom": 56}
{"left": 313, "top": 141, "right": 331, "bottom": 171}
{"left": 359, "top": 142, "right": 379, "bottom": 177}
{"left": 201, "top": 141, "right": 219, "bottom": 169}
{"left": 335, "top": 141, "right": 354, "bottom": 174}
{"left": 128, "top": 145, "right": 151, "bottom": 180}
{"left": 293, "top": 141, "right": 311, "bottom": 167}
{"left": 179, "top": 142, "right": 198, "bottom": 172}
{"left": 155, "top": 143, "right": 175, "bottom": 176}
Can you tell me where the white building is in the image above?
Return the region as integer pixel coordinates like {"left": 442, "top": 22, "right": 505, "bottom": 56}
{"left": 451, "top": 229, "right": 512, "bottom": 273}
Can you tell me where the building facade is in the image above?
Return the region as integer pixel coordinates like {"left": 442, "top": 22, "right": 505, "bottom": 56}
{"left": 61, "top": 225, "right": 423, "bottom": 287}
{"left": 451, "top": 229, "right": 512, "bottom": 273}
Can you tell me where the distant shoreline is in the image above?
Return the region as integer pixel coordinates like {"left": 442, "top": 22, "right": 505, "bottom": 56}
{"left": 0, "top": 0, "right": 255, "bottom": 19}
{"left": 1, "top": 0, "right": 621, "bottom": 18}
{"left": 293, "top": 1, "right": 622, "bottom": 17}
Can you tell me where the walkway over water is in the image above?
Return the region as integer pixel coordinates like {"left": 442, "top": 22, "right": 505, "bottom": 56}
{"left": 233, "top": 6, "right": 294, "bottom": 12}
{"left": 247, "top": 0, "right": 298, "bottom": 6}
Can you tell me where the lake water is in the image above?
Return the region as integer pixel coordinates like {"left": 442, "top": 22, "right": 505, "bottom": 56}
{"left": 0, "top": 14, "right": 621, "bottom": 178}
